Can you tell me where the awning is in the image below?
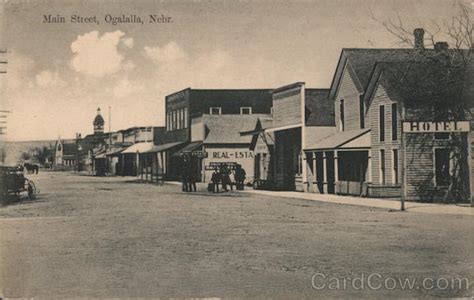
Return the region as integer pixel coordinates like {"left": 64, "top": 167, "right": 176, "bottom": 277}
{"left": 172, "top": 141, "right": 203, "bottom": 157}
{"left": 144, "top": 141, "right": 186, "bottom": 153}
{"left": 106, "top": 147, "right": 127, "bottom": 157}
{"left": 305, "top": 128, "right": 371, "bottom": 151}
{"left": 121, "top": 142, "right": 154, "bottom": 154}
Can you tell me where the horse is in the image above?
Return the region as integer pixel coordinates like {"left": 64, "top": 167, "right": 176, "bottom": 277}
{"left": 23, "top": 163, "right": 39, "bottom": 174}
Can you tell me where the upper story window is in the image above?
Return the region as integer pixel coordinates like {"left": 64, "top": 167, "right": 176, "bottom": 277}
{"left": 391, "top": 103, "right": 398, "bottom": 141}
{"left": 339, "top": 99, "right": 345, "bottom": 131}
{"left": 379, "top": 105, "right": 385, "bottom": 142}
{"left": 167, "top": 108, "right": 189, "bottom": 131}
{"left": 210, "top": 107, "right": 222, "bottom": 115}
{"left": 240, "top": 107, "right": 252, "bottom": 115}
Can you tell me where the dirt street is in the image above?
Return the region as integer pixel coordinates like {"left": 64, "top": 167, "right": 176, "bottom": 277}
{"left": 0, "top": 172, "right": 472, "bottom": 298}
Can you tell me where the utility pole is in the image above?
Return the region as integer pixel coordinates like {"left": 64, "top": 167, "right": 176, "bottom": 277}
{"left": 0, "top": 49, "right": 9, "bottom": 165}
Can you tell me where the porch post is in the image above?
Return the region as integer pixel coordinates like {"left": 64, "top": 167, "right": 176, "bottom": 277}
{"left": 334, "top": 150, "right": 339, "bottom": 194}
{"left": 302, "top": 151, "right": 308, "bottom": 192}
{"left": 312, "top": 151, "right": 317, "bottom": 193}
{"left": 367, "top": 150, "right": 372, "bottom": 183}
{"left": 322, "top": 151, "right": 328, "bottom": 193}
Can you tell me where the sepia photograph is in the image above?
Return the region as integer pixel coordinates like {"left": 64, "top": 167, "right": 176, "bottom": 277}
{"left": 0, "top": 0, "right": 473, "bottom": 298}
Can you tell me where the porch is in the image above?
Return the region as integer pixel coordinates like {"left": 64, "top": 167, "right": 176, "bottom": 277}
{"left": 304, "top": 128, "right": 371, "bottom": 196}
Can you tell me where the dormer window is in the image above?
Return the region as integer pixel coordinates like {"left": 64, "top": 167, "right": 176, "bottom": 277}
{"left": 210, "top": 107, "right": 221, "bottom": 115}
{"left": 240, "top": 107, "right": 252, "bottom": 115}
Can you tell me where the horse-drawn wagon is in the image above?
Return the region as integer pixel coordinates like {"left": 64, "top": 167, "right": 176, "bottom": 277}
{"left": 0, "top": 166, "right": 37, "bottom": 200}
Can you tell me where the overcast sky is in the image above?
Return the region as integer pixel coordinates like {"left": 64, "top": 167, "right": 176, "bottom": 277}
{"left": 0, "top": 0, "right": 470, "bottom": 141}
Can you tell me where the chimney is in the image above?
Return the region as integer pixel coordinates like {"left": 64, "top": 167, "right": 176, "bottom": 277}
{"left": 434, "top": 42, "right": 449, "bottom": 51}
{"left": 414, "top": 28, "right": 425, "bottom": 49}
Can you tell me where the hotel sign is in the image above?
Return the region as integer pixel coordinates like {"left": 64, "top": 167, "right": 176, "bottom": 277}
{"left": 403, "top": 121, "right": 470, "bottom": 133}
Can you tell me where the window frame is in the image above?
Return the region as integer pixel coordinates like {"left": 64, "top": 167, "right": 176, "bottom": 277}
{"left": 210, "top": 107, "right": 222, "bottom": 115}
{"left": 379, "top": 149, "right": 386, "bottom": 185}
{"left": 240, "top": 107, "right": 252, "bottom": 115}
{"left": 392, "top": 148, "right": 399, "bottom": 185}
{"left": 391, "top": 103, "right": 398, "bottom": 141}
{"left": 379, "top": 105, "right": 385, "bottom": 142}
{"left": 339, "top": 99, "right": 345, "bottom": 131}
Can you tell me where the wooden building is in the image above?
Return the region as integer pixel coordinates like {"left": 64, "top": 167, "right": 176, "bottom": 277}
{"left": 155, "top": 88, "right": 273, "bottom": 180}
{"left": 303, "top": 30, "right": 473, "bottom": 202}
{"left": 265, "top": 82, "right": 334, "bottom": 191}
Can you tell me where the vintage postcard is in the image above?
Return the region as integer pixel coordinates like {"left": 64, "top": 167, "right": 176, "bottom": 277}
{"left": 0, "top": 0, "right": 473, "bottom": 298}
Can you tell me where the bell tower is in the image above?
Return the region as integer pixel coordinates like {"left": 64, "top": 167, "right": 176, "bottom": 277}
{"left": 93, "top": 107, "right": 105, "bottom": 134}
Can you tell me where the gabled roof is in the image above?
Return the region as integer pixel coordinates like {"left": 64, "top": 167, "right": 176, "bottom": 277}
{"left": 363, "top": 59, "right": 472, "bottom": 110}
{"left": 203, "top": 114, "right": 270, "bottom": 144}
{"left": 328, "top": 48, "right": 464, "bottom": 100}
{"left": 305, "top": 89, "right": 334, "bottom": 126}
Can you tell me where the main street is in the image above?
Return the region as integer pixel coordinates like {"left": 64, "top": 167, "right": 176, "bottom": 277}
{"left": 0, "top": 172, "right": 472, "bottom": 298}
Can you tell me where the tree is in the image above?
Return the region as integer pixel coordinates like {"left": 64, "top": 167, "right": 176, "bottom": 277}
{"left": 370, "top": 1, "right": 473, "bottom": 202}
{"left": 33, "top": 145, "right": 53, "bottom": 165}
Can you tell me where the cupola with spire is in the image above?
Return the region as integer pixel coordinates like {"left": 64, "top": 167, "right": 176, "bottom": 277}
{"left": 93, "top": 107, "right": 105, "bottom": 134}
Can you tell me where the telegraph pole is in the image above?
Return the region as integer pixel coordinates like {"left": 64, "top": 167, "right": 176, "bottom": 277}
{"left": 0, "top": 48, "right": 8, "bottom": 165}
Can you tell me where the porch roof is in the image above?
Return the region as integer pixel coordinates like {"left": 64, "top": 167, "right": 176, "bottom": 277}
{"left": 305, "top": 128, "right": 370, "bottom": 151}
{"left": 144, "top": 141, "right": 185, "bottom": 153}
{"left": 171, "top": 141, "right": 203, "bottom": 157}
{"left": 121, "top": 142, "right": 154, "bottom": 154}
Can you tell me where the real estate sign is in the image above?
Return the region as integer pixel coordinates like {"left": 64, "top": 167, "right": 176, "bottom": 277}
{"left": 403, "top": 121, "right": 470, "bottom": 133}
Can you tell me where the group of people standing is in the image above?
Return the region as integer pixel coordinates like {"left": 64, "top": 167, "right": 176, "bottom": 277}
{"left": 210, "top": 164, "right": 246, "bottom": 193}
{"left": 180, "top": 158, "right": 247, "bottom": 193}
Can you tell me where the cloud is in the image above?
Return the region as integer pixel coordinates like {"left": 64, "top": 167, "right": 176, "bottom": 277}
{"left": 122, "top": 37, "right": 134, "bottom": 48}
{"left": 144, "top": 41, "right": 188, "bottom": 65}
{"left": 4, "top": 52, "right": 35, "bottom": 90}
{"left": 35, "top": 70, "right": 66, "bottom": 88}
{"left": 70, "top": 30, "right": 131, "bottom": 78}
{"left": 110, "top": 77, "right": 144, "bottom": 98}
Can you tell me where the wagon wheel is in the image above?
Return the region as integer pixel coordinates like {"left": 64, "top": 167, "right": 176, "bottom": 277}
{"left": 26, "top": 179, "right": 37, "bottom": 200}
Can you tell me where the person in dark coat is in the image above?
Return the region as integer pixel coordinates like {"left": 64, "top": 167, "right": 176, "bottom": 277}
{"left": 188, "top": 158, "right": 197, "bottom": 192}
{"left": 235, "top": 164, "right": 246, "bottom": 190}
{"left": 211, "top": 167, "right": 221, "bottom": 193}
{"left": 180, "top": 158, "right": 189, "bottom": 192}
{"left": 220, "top": 164, "right": 231, "bottom": 192}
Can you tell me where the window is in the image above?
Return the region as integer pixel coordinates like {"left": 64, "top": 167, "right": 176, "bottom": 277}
{"left": 210, "top": 107, "right": 221, "bottom": 115}
{"left": 167, "top": 112, "right": 171, "bottom": 131}
{"left": 434, "top": 148, "right": 451, "bottom": 186}
{"left": 240, "top": 107, "right": 252, "bottom": 115}
{"left": 172, "top": 110, "right": 177, "bottom": 131}
{"left": 379, "top": 149, "right": 386, "bottom": 185}
{"left": 359, "top": 96, "right": 365, "bottom": 129}
{"left": 391, "top": 103, "right": 398, "bottom": 141}
{"left": 184, "top": 107, "right": 188, "bottom": 128}
{"left": 177, "top": 109, "right": 181, "bottom": 130}
{"left": 379, "top": 105, "right": 385, "bottom": 142}
{"left": 392, "top": 149, "right": 399, "bottom": 185}
{"left": 339, "top": 99, "right": 345, "bottom": 131}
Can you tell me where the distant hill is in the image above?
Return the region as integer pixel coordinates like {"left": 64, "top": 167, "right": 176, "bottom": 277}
{"left": 0, "top": 139, "right": 73, "bottom": 165}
